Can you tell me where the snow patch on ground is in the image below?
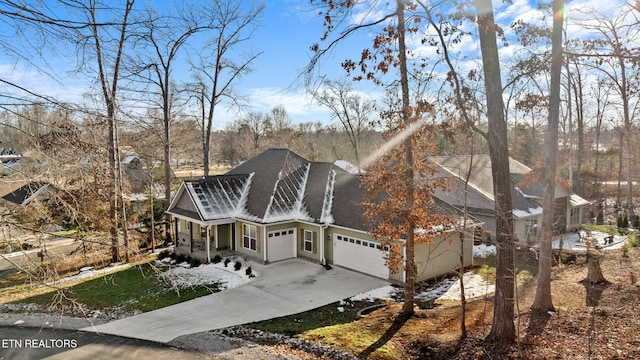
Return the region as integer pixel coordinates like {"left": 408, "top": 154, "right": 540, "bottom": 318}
{"left": 416, "top": 272, "right": 495, "bottom": 302}
{"left": 161, "top": 261, "right": 258, "bottom": 290}
{"left": 553, "top": 230, "right": 628, "bottom": 250}
{"left": 350, "top": 285, "right": 398, "bottom": 302}
{"left": 473, "top": 244, "right": 496, "bottom": 258}
{"left": 350, "top": 271, "right": 495, "bottom": 303}
{"left": 45, "top": 263, "right": 130, "bottom": 286}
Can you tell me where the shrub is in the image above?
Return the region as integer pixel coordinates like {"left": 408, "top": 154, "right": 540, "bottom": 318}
{"left": 596, "top": 208, "right": 604, "bottom": 225}
{"left": 485, "top": 231, "right": 492, "bottom": 246}
{"left": 234, "top": 261, "right": 242, "bottom": 271}
{"left": 175, "top": 253, "right": 187, "bottom": 264}
{"left": 245, "top": 266, "right": 252, "bottom": 277}
{"left": 224, "top": 258, "right": 230, "bottom": 267}
{"left": 188, "top": 257, "right": 201, "bottom": 268}
{"left": 628, "top": 232, "right": 640, "bottom": 248}
{"left": 169, "top": 252, "right": 177, "bottom": 260}
{"left": 158, "top": 250, "right": 171, "bottom": 260}
{"left": 212, "top": 255, "right": 222, "bottom": 264}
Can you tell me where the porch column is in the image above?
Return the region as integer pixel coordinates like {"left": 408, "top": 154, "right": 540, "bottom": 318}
{"left": 173, "top": 218, "right": 178, "bottom": 246}
{"left": 319, "top": 226, "right": 325, "bottom": 265}
{"left": 206, "top": 226, "right": 211, "bottom": 263}
{"left": 215, "top": 225, "right": 219, "bottom": 249}
{"left": 263, "top": 225, "right": 267, "bottom": 263}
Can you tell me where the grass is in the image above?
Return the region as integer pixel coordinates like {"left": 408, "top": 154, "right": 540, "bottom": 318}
{"left": 12, "top": 262, "right": 219, "bottom": 313}
{"left": 247, "top": 299, "right": 382, "bottom": 336}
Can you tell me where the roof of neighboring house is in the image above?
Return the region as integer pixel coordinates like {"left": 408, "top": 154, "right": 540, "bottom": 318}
{"left": 431, "top": 155, "right": 531, "bottom": 200}
{"left": 431, "top": 154, "right": 589, "bottom": 219}
{"left": 1, "top": 181, "right": 53, "bottom": 206}
{"left": 121, "top": 155, "right": 140, "bottom": 165}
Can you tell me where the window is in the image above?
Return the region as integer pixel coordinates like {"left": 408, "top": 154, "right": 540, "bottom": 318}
{"left": 242, "top": 224, "right": 257, "bottom": 251}
{"left": 200, "top": 226, "right": 207, "bottom": 239}
{"left": 304, "top": 230, "right": 313, "bottom": 252}
{"left": 570, "top": 207, "right": 580, "bottom": 225}
{"left": 525, "top": 219, "right": 538, "bottom": 236}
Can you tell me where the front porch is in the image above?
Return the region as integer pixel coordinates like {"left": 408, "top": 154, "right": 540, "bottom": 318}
{"left": 174, "top": 243, "right": 235, "bottom": 263}
{"left": 172, "top": 219, "right": 235, "bottom": 263}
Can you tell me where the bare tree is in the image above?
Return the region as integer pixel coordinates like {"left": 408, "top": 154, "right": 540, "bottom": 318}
{"left": 136, "top": 1, "right": 218, "bottom": 207}
{"left": 86, "top": 0, "right": 136, "bottom": 263}
{"left": 572, "top": 3, "right": 640, "bottom": 213}
{"left": 236, "top": 111, "right": 270, "bottom": 155}
{"left": 473, "top": 0, "right": 516, "bottom": 341}
{"left": 416, "top": 0, "right": 516, "bottom": 340}
{"left": 189, "top": 0, "right": 264, "bottom": 176}
{"left": 314, "top": 79, "right": 375, "bottom": 172}
{"left": 532, "top": 0, "right": 564, "bottom": 315}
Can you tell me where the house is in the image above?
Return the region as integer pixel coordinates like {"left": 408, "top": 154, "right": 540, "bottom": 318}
{"left": 430, "top": 154, "right": 591, "bottom": 243}
{"left": 167, "top": 149, "right": 478, "bottom": 283}
{"left": 1, "top": 181, "right": 56, "bottom": 207}
{"left": 0, "top": 148, "right": 22, "bottom": 176}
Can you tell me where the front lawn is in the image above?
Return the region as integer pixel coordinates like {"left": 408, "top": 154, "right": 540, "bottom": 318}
{"left": 12, "top": 262, "right": 219, "bottom": 314}
{"left": 247, "top": 299, "right": 385, "bottom": 336}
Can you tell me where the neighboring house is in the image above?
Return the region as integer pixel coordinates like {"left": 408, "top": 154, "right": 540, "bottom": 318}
{"left": 0, "top": 148, "right": 21, "bottom": 176}
{"left": 430, "top": 155, "right": 591, "bottom": 243}
{"left": 1, "top": 181, "right": 56, "bottom": 206}
{"left": 167, "top": 148, "right": 478, "bottom": 283}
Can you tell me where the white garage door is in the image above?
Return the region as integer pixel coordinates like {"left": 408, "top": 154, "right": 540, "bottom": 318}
{"left": 267, "top": 229, "right": 296, "bottom": 262}
{"left": 333, "top": 234, "right": 389, "bottom": 279}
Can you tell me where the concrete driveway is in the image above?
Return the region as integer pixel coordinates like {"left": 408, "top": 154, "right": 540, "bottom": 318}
{"left": 82, "top": 259, "right": 388, "bottom": 343}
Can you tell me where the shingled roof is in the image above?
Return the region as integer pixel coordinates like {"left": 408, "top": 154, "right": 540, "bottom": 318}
{"left": 169, "top": 149, "right": 352, "bottom": 225}
{"left": 1, "top": 182, "right": 52, "bottom": 206}
{"left": 169, "top": 149, "right": 478, "bottom": 229}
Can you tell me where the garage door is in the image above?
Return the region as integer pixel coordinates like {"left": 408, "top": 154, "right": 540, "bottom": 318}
{"left": 267, "top": 229, "right": 296, "bottom": 262}
{"left": 333, "top": 234, "right": 389, "bottom": 279}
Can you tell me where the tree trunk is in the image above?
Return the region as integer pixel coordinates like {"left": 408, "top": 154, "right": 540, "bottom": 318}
{"left": 474, "top": 0, "right": 516, "bottom": 341}
{"left": 586, "top": 256, "right": 607, "bottom": 285}
{"left": 532, "top": 0, "right": 564, "bottom": 314}
{"left": 396, "top": 0, "right": 415, "bottom": 318}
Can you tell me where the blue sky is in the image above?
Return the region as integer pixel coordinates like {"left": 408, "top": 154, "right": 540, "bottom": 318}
{"left": 0, "top": 0, "right": 631, "bottom": 129}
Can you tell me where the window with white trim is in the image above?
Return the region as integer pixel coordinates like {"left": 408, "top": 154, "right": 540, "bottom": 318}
{"left": 570, "top": 207, "right": 580, "bottom": 225}
{"left": 304, "top": 230, "right": 313, "bottom": 252}
{"left": 525, "top": 219, "right": 538, "bottom": 236}
{"left": 243, "top": 224, "right": 257, "bottom": 251}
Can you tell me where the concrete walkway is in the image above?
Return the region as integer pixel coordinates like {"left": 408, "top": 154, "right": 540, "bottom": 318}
{"left": 82, "top": 259, "right": 388, "bottom": 343}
